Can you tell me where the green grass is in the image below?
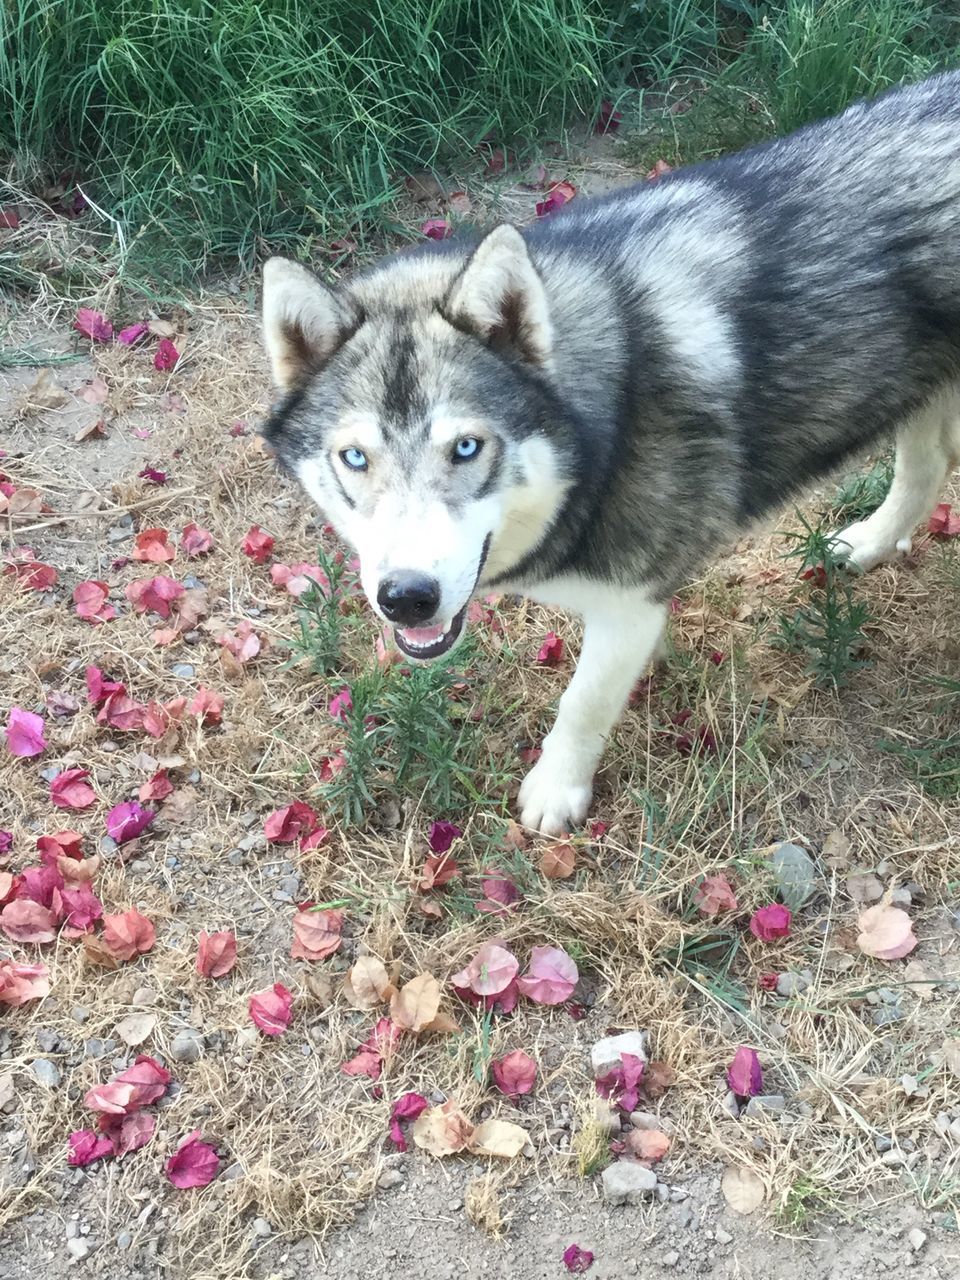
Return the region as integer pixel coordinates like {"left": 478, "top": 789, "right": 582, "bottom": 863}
{"left": 880, "top": 676, "right": 960, "bottom": 798}
{"left": 1, "top": 2, "right": 958, "bottom": 284}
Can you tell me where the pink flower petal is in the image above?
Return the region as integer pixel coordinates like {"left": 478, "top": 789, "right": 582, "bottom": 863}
{"left": 517, "top": 945, "right": 578, "bottom": 1005}
{"left": 749, "top": 904, "right": 792, "bottom": 942}
{"left": 165, "top": 1130, "right": 219, "bottom": 1188}
{"left": 249, "top": 982, "right": 293, "bottom": 1035}
{"left": 727, "top": 1046, "right": 763, "bottom": 1098}
{"left": 5, "top": 707, "right": 47, "bottom": 757}
{"left": 451, "top": 941, "right": 519, "bottom": 997}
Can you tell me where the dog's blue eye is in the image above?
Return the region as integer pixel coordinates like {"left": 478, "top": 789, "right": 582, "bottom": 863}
{"left": 453, "top": 436, "right": 482, "bottom": 462}
{"left": 341, "top": 447, "right": 368, "bottom": 471}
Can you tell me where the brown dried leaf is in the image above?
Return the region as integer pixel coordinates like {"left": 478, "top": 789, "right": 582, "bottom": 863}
{"left": 114, "top": 1013, "right": 157, "bottom": 1046}
{"left": 468, "top": 1119, "right": 528, "bottom": 1159}
{"left": 412, "top": 1101, "right": 474, "bottom": 1156}
{"left": 342, "top": 956, "right": 395, "bottom": 1010}
{"left": 540, "top": 841, "right": 576, "bottom": 879}
{"left": 389, "top": 972, "right": 441, "bottom": 1032}
{"left": 721, "top": 1164, "right": 765, "bottom": 1215}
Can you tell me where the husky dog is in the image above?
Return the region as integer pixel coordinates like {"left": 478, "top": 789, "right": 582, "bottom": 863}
{"left": 261, "top": 71, "right": 960, "bottom": 836}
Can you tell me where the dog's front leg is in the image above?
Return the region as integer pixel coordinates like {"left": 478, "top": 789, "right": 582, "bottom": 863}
{"left": 517, "top": 586, "right": 666, "bottom": 836}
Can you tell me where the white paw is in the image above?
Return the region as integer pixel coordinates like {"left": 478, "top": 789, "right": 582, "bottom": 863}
{"left": 830, "top": 519, "right": 908, "bottom": 573}
{"left": 517, "top": 747, "right": 595, "bottom": 836}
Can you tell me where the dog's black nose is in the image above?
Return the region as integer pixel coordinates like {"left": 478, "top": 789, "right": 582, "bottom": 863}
{"left": 377, "top": 573, "right": 441, "bottom": 626}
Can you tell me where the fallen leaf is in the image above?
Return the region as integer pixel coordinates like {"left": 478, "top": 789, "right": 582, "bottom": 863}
{"left": 291, "top": 908, "right": 343, "bottom": 961}
{"left": 389, "top": 972, "right": 442, "bottom": 1032}
{"left": 388, "top": 1091, "right": 430, "bottom": 1150}
{"left": 74, "top": 418, "right": 107, "bottom": 443}
{"left": 428, "top": 821, "right": 462, "bottom": 853}
{"left": 125, "top": 575, "right": 184, "bottom": 618}
{"left": 412, "top": 1101, "right": 475, "bottom": 1156}
{"left": 418, "top": 852, "right": 459, "bottom": 891}
{"left": 73, "top": 579, "right": 116, "bottom": 623}
{"left": 0, "top": 899, "right": 58, "bottom": 943}
{"left": 166, "top": 1130, "right": 219, "bottom": 1188}
{"left": 727, "top": 1046, "right": 763, "bottom": 1098}
{"left": 596, "top": 1053, "right": 645, "bottom": 1113}
{"left": 249, "top": 982, "right": 293, "bottom": 1035}
{"left": 0, "top": 959, "right": 51, "bottom": 1006}
{"left": 78, "top": 375, "right": 109, "bottom": 404}
{"left": 265, "top": 802, "right": 320, "bottom": 844}
{"left": 61, "top": 884, "right": 103, "bottom": 931}
{"left": 749, "top": 904, "right": 792, "bottom": 942}
{"left": 139, "top": 769, "right": 174, "bottom": 802}
{"left": 563, "top": 1243, "right": 595, "bottom": 1274}
{"left": 106, "top": 802, "right": 154, "bottom": 843}
{"left": 942, "top": 1038, "right": 960, "bottom": 1080}
{"left": 451, "top": 941, "right": 519, "bottom": 997}
{"left": 68, "top": 1130, "right": 115, "bottom": 1166}
{"left": 196, "top": 930, "right": 238, "bottom": 978}
{"left": 491, "top": 1049, "right": 537, "bottom": 1098}
{"left": 242, "top": 525, "right": 274, "bottom": 564}
{"left": 343, "top": 956, "right": 395, "bottom": 1009}
{"left": 115, "top": 1013, "right": 157, "bottom": 1046}
{"left": 693, "top": 874, "right": 738, "bottom": 916}
{"left": 422, "top": 217, "right": 451, "bottom": 240}
{"left": 81, "top": 935, "right": 121, "bottom": 969}
{"left": 132, "top": 527, "right": 175, "bottom": 562}
{"left": 84, "top": 1055, "right": 171, "bottom": 1115}
{"left": 468, "top": 1117, "right": 528, "bottom": 1158}
{"left": 517, "top": 945, "right": 578, "bottom": 1005}
{"left": 118, "top": 321, "right": 149, "bottom": 345}
{"left": 536, "top": 631, "right": 564, "bottom": 665}
{"left": 5, "top": 707, "right": 46, "bottom": 757}
{"left": 929, "top": 502, "right": 960, "bottom": 537}
{"left": 50, "top": 768, "right": 97, "bottom": 810}
{"left": 104, "top": 1110, "right": 156, "bottom": 1157}
{"left": 721, "top": 1164, "right": 765, "bottom": 1215}
{"left": 770, "top": 841, "right": 820, "bottom": 911}
{"left": 23, "top": 368, "right": 68, "bottom": 409}
{"left": 540, "top": 841, "right": 576, "bottom": 879}
{"left": 181, "top": 522, "right": 214, "bottom": 555}
{"left": 102, "top": 908, "right": 156, "bottom": 961}
{"left": 138, "top": 466, "right": 168, "bottom": 485}
{"left": 154, "top": 338, "right": 180, "bottom": 371}
{"left": 857, "top": 903, "right": 918, "bottom": 960}
{"left": 74, "top": 307, "right": 113, "bottom": 342}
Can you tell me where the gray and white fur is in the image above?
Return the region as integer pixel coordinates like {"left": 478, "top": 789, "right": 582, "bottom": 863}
{"left": 261, "top": 71, "right": 960, "bottom": 835}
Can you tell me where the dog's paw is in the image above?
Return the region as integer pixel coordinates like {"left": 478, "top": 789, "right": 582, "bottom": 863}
{"left": 831, "top": 519, "right": 908, "bottom": 572}
{"left": 517, "top": 750, "right": 594, "bottom": 837}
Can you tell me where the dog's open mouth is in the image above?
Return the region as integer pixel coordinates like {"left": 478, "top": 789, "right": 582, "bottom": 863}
{"left": 394, "top": 607, "right": 467, "bottom": 661}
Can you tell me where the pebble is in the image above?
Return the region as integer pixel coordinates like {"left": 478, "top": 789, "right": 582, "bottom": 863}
{"left": 716, "top": 1226, "right": 733, "bottom": 1245}
{"left": 669, "top": 1188, "right": 689, "bottom": 1202}
{"left": 721, "top": 1090, "right": 741, "bottom": 1120}
{"left": 32, "top": 1059, "right": 61, "bottom": 1088}
{"left": 36, "top": 1029, "right": 61, "bottom": 1052}
{"left": 776, "top": 971, "right": 812, "bottom": 998}
{"left": 874, "top": 1135, "right": 893, "bottom": 1153}
{"left": 744, "top": 1094, "right": 786, "bottom": 1118}
{"left": 890, "top": 887, "right": 912, "bottom": 908}
{"left": 252, "top": 1218, "right": 272, "bottom": 1237}
{"left": 132, "top": 987, "right": 158, "bottom": 1006}
{"left": 874, "top": 1005, "right": 904, "bottom": 1027}
{"left": 907, "top": 1228, "right": 927, "bottom": 1252}
{"left": 107, "top": 524, "right": 132, "bottom": 543}
{"left": 881, "top": 1148, "right": 907, "bottom": 1167}
{"left": 238, "top": 832, "right": 265, "bottom": 853}
{"left": 278, "top": 875, "right": 300, "bottom": 896}
{"left": 227, "top": 849, "right": 245, "bottom": 866}
{"left": 65, "top": 1221, "right": 79, "bottom": 1239}
{"left": 655, "top": 1183, "right": 669, "bottom": 1203}
{"left": 71, "top": 1008, "right": 89, "bottom": 1023}
{"left": 377, "top": 1169, "right": 404, "bottom": 1190}
{"left": 100, "top": 836, "right": 118, "bottom": 855}
{"left": 170, "top": 1028, "right": 203, "bottom": 1064}
{"left": 117, "top": 1230, "right": 133, "bottom": 1250}
{"left": 66, "top": 1239, "right": 91, "bottom": 1260}
{"left": 590, "top": 1031, "right": 648, "bottom": 1078}
{"left": 601, "top": 1161, "right": 657, "bottom": 1205}
{"left": 662, "top": 1251, "right": 680, "bottom": 1269}
{"left": 594, "top": 1098, "right": 621, "bottom": 1135}
{"left": 171, "top": 663, "right": 195, "bottom": 678}
{"left": 629, "top": 1110, "right": 669, "bottom": 1131}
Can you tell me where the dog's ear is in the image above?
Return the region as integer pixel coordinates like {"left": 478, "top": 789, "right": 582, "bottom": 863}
{"left": 262, "top": 257, "right": 361, "bottom": 388}
{"left": 442, "top": 225, "right": 552, "bottom": 367}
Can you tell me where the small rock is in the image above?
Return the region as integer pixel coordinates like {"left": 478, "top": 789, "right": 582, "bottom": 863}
{"left": 744, "top": 1094, "right": 786, "bottom": 1118}
{"left": 669, "top": 1188, "right": 690, "bottom": 1202}
{"left": 593, "top": 1098, "right": 621, "bottom": 1136}
{"left": 278, "top": 875, "right": 300, "bottom": 897}
{"left": 66, "top": 1239, "right": 91, "bottom": 1261}
{"left": 447, "top": 1198, "right": 463, "bottom": 1212}
{"left": 601, "top": 1161, "right": 657, "bottom": 1205}
{"left": 655, "top": 1183, "right": 669, "bottom": 1203}
{"left": 881, "top": 1148, "right": 907, "bottom": 1167}
{"left": 170, "top": 1029, "right": 203, "bottom": 1064}
{"left": 629, "top": 1111, "right": 670, "bottom": 1132}
{"left": 32, "top": 1059, "right": 61, "bottom": 1088}
{"left": 776, "top": 971, "right": 812, "bottom": 998}
{"left": 874, "top": 1005, "right": 904, "bottom": 1027}
{"left": 65, "top": 1221, "right": 79, "bottom": 1239}
{"left": 116, "top": 1230, "right": 133, "bottom": 1250}
{"left": 662, "top": 1251, "right": 680, "bottom": 1269}
{"left": 874, "top": 1134, "right": 893, "bottom": 1153}
{"left": 891, "top": 887, "right": 912, "bottom": 908}
{"left": 100, "top": 835, "right": 118, "bottom": 855}
{"left": 171, "top": 663, "right": 195, "bottom": 679}
{"left": 590, "top": 1031, "right": 648, "bottom": 1078}
{"left": 36, "top": 1029, "right": 61, "bottom": 1053}
{"left": 71, "top": 1008, "right": 90, "bottom": 1024}
{"left": 716, "top": 1226, "right": 733, "bottom": 1245}
{"left": 0, "top": 1075, "right": 16, "bottom": 1114}
{"left": 226, "top": 850, "right": 245, "bottom": 866}
{"left": 948, "top": 1117, "right": 960, "bottom": 1144}
{"left": 131, "top": 987, "right": 158, "bottom": 1007}
{"left": 377, "top": 1169, "right": 404, "bottom": 1190}
{"left": 721, "top": 1090, "right": 741, "bottom": 1120}
{"left": 907, "top": 1228, "right": 927, "bottom": 1252}
{"left": 252, "top": 1218, "right": 272, "bottom": 1238}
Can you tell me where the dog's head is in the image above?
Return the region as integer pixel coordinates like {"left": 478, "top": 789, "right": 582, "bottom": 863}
{"left": 261, "top": 226, "right": 570, "bottom": 659}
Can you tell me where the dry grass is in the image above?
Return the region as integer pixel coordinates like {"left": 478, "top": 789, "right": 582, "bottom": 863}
{"left": 2, "top": 253, "right": 960, "bottom": 1275}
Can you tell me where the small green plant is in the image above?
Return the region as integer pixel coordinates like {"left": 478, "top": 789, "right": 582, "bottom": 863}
{"left": 775, "top": 514, "right": 871, "bottom": 687}
{"left": 830, "top": 453, "right": 894, "bottom": 524}
{"left": 289, "top": 550, "right": 352, "bottom": 675}
{"left": 879, "top": 676, "right": 960, "bottom": 797}
{"left": 778, "top": 1175, "right": 832, "bottom": 1228}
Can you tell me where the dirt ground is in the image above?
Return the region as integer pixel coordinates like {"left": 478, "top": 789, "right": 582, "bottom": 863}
{"left": 2, "top": 148, "right": 960, "bottom": 1280}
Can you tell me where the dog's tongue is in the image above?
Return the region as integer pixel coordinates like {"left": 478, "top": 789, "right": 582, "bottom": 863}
{"left": 397, "top": 621, "right": 446, "bottom": 645}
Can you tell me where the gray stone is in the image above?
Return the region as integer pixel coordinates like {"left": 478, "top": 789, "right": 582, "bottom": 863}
{"left": 669, "top": 1188, "right": 690, "bottom": 1202}
{"left": 377, "top": 1169, "right": 404, "bottom": 1190}
{"left": 170, "top": 1029, "right": 203, "bottom": 1064}
{"left": 83, "top": 1038, "right": 106, "bottom": 1059}
{"left": 31, "top": 1059, "right": 60, "bottom": 1088}
{"left": 66, "top": 1239, "right": 91, "bottom": 1260}
{"left": 776, "top": 970, "right": 812, "bottom": 998}
{"left": 278, "top": 875, "right": 300, "bottom": 896}
{"left": 890, "top": 887, "right": 912, "bottom": 908}
{"left": 226, "top": 849, "right": 245, "bottom": 866}
{"left": 715, "top": 1226, "right": 733, "bottom": 1245}
{"left": 238, "top": 832, "right": 265, "bottom": 853}
{"left": 874, "top": 1005, "right": 904, "bottom": 1027}
{"left": 71, "top": 1008, "right": 89, "bottom": 1023}
{"left": 117, "top": 1230, "right": 133, "bottom": 1250}
{"left": 36, "top": 1029, "right": 61, "bottom": 1053}
{"left": 881, "top": 1148, "right": 907, "bottom": 1167}
{"left": 874, "top": 1134, "right": 893, "bottom": 1153}
{"left": 594, "top": 1098, "right": 621, "bottom": 1135}
{"left": 907, "top": 1228, "right": 927, "bottom": 1252}
{"left": 252, "top": 1218, "right": 272, "bottom": 1237}
{"left": 601, "top": 1161, "right": 658, "bottom": 1205}
{"left": 171, "top": 663, "right": 195, "bottom": 679}
{"left": 655, "top": 1183, "right": 669, "bottom": 1203}
{"left": 590, "top": 1031, "right": 648, "bottom": 1078}
{"left": 629, "top": 1110, "right": 667, "bottom": 1131}
{"left": 744, "top": 1094, "right": 786, "bottom": 1118}
{"left": 721, "top": 1090, "right": 741, "bottom": 1119}
{"left": 662, "top": 1252, "right": 680, "bottom": 1269}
